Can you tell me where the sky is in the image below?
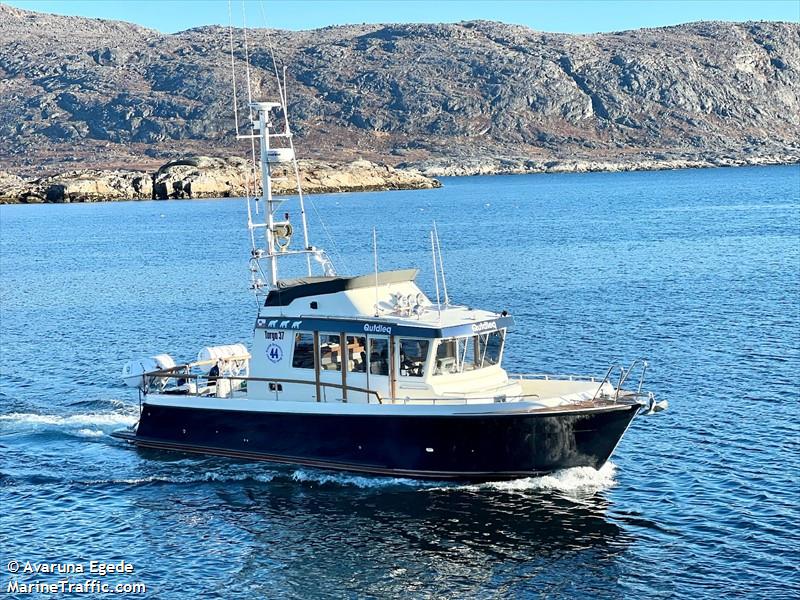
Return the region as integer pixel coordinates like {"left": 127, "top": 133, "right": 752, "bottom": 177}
{"left": 5, "top": 0, "right": 800, "bottom": 33}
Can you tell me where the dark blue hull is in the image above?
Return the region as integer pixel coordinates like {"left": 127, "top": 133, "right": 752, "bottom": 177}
{"left": 115, "top": 402, "right": 640, "bottom": 480}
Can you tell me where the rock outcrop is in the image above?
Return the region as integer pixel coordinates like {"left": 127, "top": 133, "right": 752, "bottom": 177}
{"left": 153, "top": 157, "right": 250, "bottom": 199}
{"left": 0, "top": 4, "right": 798, "bottom": 176}
{"left": 285, "top": 159, "right": 441, "bottom": 194}
{"left": 0, "top": 171, "right": 40, "bottom": 203}
{"left": 37, "top": 170, "right": 154, "bottom": 202}
{"left": 0, "top": 157, "right": 441, "bottom": 204}
{"left": 409, "top": 154, "right": 799, "bottom": 177}
{"left": 153, "top": 156, "right": 440, "bottom": 199}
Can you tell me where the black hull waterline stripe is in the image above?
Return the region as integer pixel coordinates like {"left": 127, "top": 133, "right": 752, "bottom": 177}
{"left": 114, "top": 402, "right": 640, "bottom": 481}
{"left": 111, "top": 432, "right": 553, "bottom": 481}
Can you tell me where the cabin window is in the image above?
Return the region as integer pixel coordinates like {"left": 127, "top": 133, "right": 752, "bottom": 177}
{"left": 434, "top": 337, "right": 474, "bottom": 374}
{"left": 463, "top": 336, "right": 477, "bottom": 370}
{"left": 478, "top": 330, "right": 504, "bottom": 366}
{"left": 346, "top": 336, "right": 367, "bottom": 373}
{"left": 435, "top": 339, "right": 458, "bottom": 374}
{"left": 369, "top": 337, "right": 389, "bottom": 376}
{"left": 291, "top": 332, "right": 315, "bottom": 369}
{"left": 319, "top": 333, "right": 342, "bottom": 371}
{"left": 399, "top": 339, "right": 429, "bottom": 377}
{"left": 434, "top": 330, "right": 504, "bottom": 375}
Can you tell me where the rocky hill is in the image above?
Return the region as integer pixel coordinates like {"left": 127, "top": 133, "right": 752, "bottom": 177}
{"left": 1, "top": 4, "right": 798, "bottom": 177}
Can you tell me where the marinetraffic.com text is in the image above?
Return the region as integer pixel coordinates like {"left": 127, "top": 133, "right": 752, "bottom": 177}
{"left": 5, "top": 560, "right": 146, "bottom": 595}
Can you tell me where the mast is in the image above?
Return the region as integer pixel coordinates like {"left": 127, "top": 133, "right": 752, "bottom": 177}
{"left": 253, "top": 101, "right": 281, "bottom": 287}
{"left": 230, "top": 9, "right": 335, "bottom": 298}
{"left": 242, "top": 100, "right": 335, "bottom": 298}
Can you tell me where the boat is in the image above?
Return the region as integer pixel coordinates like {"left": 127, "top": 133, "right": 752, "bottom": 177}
{"left": 112, "top": 38, "right": 665, "bottom": 481}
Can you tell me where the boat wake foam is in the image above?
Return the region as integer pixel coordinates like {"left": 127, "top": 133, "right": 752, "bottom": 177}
{"left": 287, "top": 463, "right": 617, "bottom": 493}
{"left": 75, "top": 428, "right": 106, "bottom": 438}
{"left": 86, "top": 470, "right": 278, "bottom": 486}
{"left": 290, "top": 469, "right": 435, "bottom": 489}
{"left": 0, "top": 411, "right": 137, "bottom": 438}
{"left": 455, "top": 462, "right": 618, "bottom": 495}
{"left": 68, "top": 397, "right": 129, "bottom": 407}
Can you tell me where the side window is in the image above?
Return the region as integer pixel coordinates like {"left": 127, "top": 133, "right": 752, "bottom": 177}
{"left": 347, "top": 336, "right": 367, "bottom": 373}
{"left": 399, "top": 339, "right": 429, "bottom": 377}
{"left": 434, "top": 335, "right": 502, "bottom": 375}
{"left": 319, "top": 333, "right": 341, "bottom": 371}
{"left": 462, "top": 336, "right": 477, "bottom": 372}
{"left": 369, "top": 337, "right": 389, "bottom": 376}
{"left": 292, "top": 332, "right": 315, "bottom": 369}
{"left": 435, "top": 339, "right": 458, "bottom": 375}
{"left": 479, "top": 331, "right": 504, "bottom": 366}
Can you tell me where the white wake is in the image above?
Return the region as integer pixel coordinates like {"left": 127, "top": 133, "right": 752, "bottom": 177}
{"left": 290, "top": 469, "right": 433, "bottom": 489}
{"left": 87, "top": 470, "right": 278, "bottom": 486}
{"left": 0, "top": 411, "right": 137, "bottom": 437}
{"left": 454, "top": 462, "right": 618, "bottom": 495}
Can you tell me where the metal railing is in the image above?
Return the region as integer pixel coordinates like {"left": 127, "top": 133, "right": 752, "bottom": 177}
{"left": 509, "top": 372, "right": 601, "bottom": 382}
{"left": 388, "top": 393, "right": 540, "bottom": 405}
{"left": 136, "top": 367, "right": 649, "bottom": 407}
{"left": 511, "top": 359, "right": 650, "bottom": 404}
{"left": 142, "top": 369, "right": 384, "bottom": 404}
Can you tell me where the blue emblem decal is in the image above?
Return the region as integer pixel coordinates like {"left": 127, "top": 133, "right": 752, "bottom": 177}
{"left": 266, "top": 343, "right": 283, "bottom": 363}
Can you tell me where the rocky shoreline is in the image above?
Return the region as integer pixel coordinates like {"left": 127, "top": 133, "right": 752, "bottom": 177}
{"left": 0, "top": 157, "right": 441, "bottom": 204}
{"left": 405, "top": 152, "right": 800, "bottom": 177}
{"left": 3, "top": 153, "right": 798, "bottom": 204}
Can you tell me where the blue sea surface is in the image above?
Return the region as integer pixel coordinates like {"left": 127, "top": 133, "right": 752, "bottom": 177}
{"left": 1, "top": 165, "right": 798, "bottom": 598}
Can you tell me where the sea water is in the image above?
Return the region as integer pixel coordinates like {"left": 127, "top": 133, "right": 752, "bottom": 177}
{"left": 1, "top": 165, "right": 798, "bottom": 598}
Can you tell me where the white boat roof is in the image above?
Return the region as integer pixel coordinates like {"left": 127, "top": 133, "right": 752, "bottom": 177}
{"left": 264, "top": 269, "right": 420, "bottom": 307}
{"left": 257, "top": 269, "right": 513, "bottom": 339}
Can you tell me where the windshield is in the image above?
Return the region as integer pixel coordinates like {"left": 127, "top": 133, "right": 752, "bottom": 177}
{"left": 399, "top": 338, "right": 429, "bottom": 377}
{"left": 433, "top": 330, "right": 504, "bottom": 375}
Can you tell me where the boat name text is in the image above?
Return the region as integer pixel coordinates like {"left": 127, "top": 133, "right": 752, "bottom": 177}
{"left": 363, "top": 323, "right": 393, "bottom": 334}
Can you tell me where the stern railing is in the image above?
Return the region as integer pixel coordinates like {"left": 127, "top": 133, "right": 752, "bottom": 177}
{"left": 142, "top": 369, "right": 385, "bottom": 404}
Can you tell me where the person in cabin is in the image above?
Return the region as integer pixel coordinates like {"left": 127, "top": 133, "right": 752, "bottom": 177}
{"left": 400, "top": 340, "right": 426, "bottom": 377}
{"left": 207, "top": 363, "right": 220, "bottom": 388}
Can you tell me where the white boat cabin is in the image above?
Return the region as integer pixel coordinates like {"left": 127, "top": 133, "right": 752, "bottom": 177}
{"left": 248, "top": 269, "right": 519, "bottom": 404}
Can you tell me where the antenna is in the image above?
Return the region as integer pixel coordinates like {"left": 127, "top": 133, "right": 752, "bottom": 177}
{"left": 283, "top": 66, "right": 289, "bottom": 110}
{"left": 373, "top": 227, "right": 379, "bottom": 317}
{"left": 431, "top": 230, "right": 442, "bottom": 320}
{"left": 227, "top": 0, "right": 240, "bottom": 137}
{"left": 240, "top": 0, "right": 260, "bottom": 217}
{"left": 241, "top": 1, "right": 254, "bottom": 108}
{"left": 257, "top": 2, "right": 312, "bottom": 275}
{"left": 228, "top": 1, "right": 257, "bottom": 248}
{"left": 235, "top": 0, "right": 339, "bottom": 297}
{"left": 433, "top": 221, "right": 449, "bottom": 305}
